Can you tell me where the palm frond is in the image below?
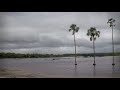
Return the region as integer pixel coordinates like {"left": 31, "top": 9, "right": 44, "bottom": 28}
{"left": 74, "top": 24, "right": 76, "bottom": 27}
{"left": 87, "top": 32, "right": 89, "bottom": 36}
{"left": 87, "top": 29, "right": 91, "bottom": 36}
{"left": 95, "top": 31, "right": 100, "bottom": 37}
{"left": 98, "top": 31, "right": 100, "bottom": 37}
{"left": 69, "top": 29, "right": 72, "bottom": 32}
{"left": 90, "top": 37, "right": 92, "bottom": 41}
{"left": 70, "top": 24, "right": 76, "bottom": 29}
{"left": 96, "top": 33, "right": 100, "bottom": 37}
{"left": 97, "top": 31, "right": 100, "bottom": 34}
{"left": 87, "top": 27, "right": 100, "bottom": 41}
{"left": 113, "top": 19, "right": 115, "bottom": 22}
{"left": 69, "top": 24, "right": 79, "bottom": 35}
{"left": 94, "top": 37, "right": 96, "bottom": 41}
{"left": 109, "top": 18, "right": 113, "bottom": 21}
{"left": 92, "top": 33, "right": 95, "bottom": 37}
{"left": 98, "top": 34, "right": 100, "bottom": 37}
{"left": 76, "top": 27, "right": 79, "bottom": 32}
{"left": 107, "top": 18, "right": 116, "bottom": 28}
{"left": 72, "top": 31, "right": 75, "bottom": 35}
{"left": 110, "top": 24, "right": 112, "bottom": 27}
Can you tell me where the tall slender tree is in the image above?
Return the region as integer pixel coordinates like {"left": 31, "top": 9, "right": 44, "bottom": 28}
{"left": 107, "top": 18, "right": 116, "bottom": 65}
{"left": 69, "top": 24, "right": 79, "bottom": 65}
{"left": 87, "top": 27, "right": 100, "bottom": 65}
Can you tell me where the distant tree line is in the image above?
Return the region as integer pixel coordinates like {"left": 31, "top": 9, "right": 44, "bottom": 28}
{"left": 0, "top": 52, "right": 120, "bottom": 58}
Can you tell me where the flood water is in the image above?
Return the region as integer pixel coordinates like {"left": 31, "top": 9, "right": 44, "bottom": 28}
{"left": 0, "top": 56, "right": 120, "bottom": 78}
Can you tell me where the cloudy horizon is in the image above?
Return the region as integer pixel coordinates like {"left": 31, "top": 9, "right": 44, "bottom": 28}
{"left": 0, "top": 12, "right": 120, "bottom": 54}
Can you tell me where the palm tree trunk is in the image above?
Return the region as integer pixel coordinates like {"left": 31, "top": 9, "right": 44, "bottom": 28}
{"left": 112, "top": 26, "right": 115, "bottom": 65}
{"left": 93, "top": 37, "right": 95, "bottom": 65}
{"left": 74, "top": 34, "right": 77, "bottom": 65}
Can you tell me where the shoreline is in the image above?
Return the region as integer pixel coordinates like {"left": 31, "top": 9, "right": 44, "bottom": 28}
{"left": 0, "top": 56, "right": 119, "bottom": 59}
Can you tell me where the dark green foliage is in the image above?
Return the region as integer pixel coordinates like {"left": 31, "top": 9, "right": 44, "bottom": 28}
{"left": 87, "top": 27, "right": 100, "bottom": 41}
{"left": 69, "top": 24, "right": 79, "bottom": 35}
{"left": 0, "top": 52, "right": 120, "bottom": 58}
{"left": 107, "top": 18, "right": 116, "bottom": 27}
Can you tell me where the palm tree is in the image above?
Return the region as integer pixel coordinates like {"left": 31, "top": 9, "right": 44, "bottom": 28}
{"left": 87, "top": 27, "right": 100, "bottom": 65}
{"left": 107, "top": 18, "right": 116, "bottom": 66}
{"left": 69, "top": 24, "right": 79, "bottom": 65}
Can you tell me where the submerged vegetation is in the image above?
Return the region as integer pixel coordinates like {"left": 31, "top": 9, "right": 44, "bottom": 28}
{"left": 0, "top": 52, "right": 120, "bottom": 58}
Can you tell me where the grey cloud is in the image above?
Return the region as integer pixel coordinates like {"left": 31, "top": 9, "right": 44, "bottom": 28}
{"left": 0, "top": 12, "right": 120, "bottom": 54}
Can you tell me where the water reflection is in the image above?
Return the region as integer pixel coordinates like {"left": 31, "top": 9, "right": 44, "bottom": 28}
{"left": 74, "top": 65, "right": 78, "bottom": 76}
{"left": 112, "top": 65, "right": 115, "bottom": 72}
{"left": 112, "top": 55, "right": 115, "bottom": 65}
{"left": 112, "top": 65, "right": 115, "bottom": 77}
{"left": 93, "top": 66, "right": 96, "bottom": 77}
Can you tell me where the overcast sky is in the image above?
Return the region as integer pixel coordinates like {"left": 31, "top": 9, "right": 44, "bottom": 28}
{"left": 0, "top": 12, "right": 120, "bottom": 54}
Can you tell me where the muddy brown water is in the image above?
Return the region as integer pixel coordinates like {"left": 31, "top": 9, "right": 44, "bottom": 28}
{"left": 0, "top": 56, "right": 120, "bottom": 78}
